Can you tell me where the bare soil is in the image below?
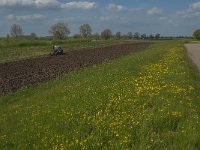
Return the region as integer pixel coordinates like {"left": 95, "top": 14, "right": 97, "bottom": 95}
{"left": 0, "top": 43, "right": 150, "bottom": 95}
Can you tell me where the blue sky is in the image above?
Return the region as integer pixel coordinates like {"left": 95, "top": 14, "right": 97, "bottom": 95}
{"left": 0, "top": 0, "right": 200, "bottom": 37}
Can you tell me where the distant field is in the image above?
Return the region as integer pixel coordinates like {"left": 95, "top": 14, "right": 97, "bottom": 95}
{"left": 0, "top": 38, "right": 148, "bottom": 62}
{"left": 0, "top": 40, "right": 200, "bottom": 149}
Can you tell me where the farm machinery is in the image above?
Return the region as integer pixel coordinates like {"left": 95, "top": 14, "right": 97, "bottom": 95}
{"left": 50, "top": 45, "right": 64, "bottom": 56}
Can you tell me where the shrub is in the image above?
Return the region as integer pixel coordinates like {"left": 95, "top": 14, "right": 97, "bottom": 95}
{"left": 193, "top": 29, "right": 200, "bottom": 40}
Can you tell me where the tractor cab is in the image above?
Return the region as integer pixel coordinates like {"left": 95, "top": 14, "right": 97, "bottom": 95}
{"left": 50, "top": 45, "right": 64, "bottom": 56}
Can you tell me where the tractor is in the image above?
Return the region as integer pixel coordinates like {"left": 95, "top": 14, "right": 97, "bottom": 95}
{"left": 50, "top": 45, "right": 64, "bottom": 56}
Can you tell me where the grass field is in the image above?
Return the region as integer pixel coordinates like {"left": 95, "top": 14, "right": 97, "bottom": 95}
{"left": 0, "top": 40, "right": 200, "bottom": 149}
{"left": 0, "top": 38, "right": 145, "bottom": 62}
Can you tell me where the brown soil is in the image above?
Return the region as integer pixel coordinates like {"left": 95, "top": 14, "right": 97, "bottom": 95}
{"left": 0, "top": 43, "right": 150, "bottom": 95}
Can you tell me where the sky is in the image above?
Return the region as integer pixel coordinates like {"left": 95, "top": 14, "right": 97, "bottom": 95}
{"left": 0, "top": 0, "right": 200, "bottom": 37}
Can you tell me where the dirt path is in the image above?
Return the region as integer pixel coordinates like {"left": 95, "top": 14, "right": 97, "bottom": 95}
{"left": 0, "top": 43, "right": 150, "bottom": 96}
{"left": 185, "top": 43, "right": 200, "bottom": 72}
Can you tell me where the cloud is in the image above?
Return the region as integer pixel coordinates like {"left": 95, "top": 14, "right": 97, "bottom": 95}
{"left": 61, "top": 2, "right": 97, "bottom": 10}
{"left": 190, "top": 2, "right": 200, "bottom": 10}
{"left": 6, "top": 14, "right": 48, "bottom": 22}
{"left": 107, "top": 3, "right": 127, "bottom": 12}
{"left": 147, "top": 7, "right": 162, "bottom": 15}
{"left": 98, "top": 16, "right": 114, "bottom": 22}
{"left": 176, "top": 10, "right": 200, "bottom": 18}
{"left": 0, "top": 0, "right": 60, "bottom": 8}
{"left": 158, "top": 16, "right": 173, "bottom": 23}
{"left": 176, "top": 2, "right": 200, "bottom": 19}
{"left": 158, "top": 16, "right": 168, "bottom": 20}
{"left": 0, "top": 0, "right": 97, "bottom": 10}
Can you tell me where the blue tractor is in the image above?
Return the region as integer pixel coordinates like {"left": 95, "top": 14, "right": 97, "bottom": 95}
{"left": 50, "top": 45, "right": 64, "bottom": 56}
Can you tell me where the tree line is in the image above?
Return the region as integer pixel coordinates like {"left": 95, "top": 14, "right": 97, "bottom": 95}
{"left": 8, "top": 22, "right": 162, "bottom": 40}
{"left": 8, "top": 22, "right": 198, "bottom": 40}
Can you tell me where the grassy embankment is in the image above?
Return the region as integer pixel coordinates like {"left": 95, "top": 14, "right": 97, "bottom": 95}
{"left": 0, "top": 40, "right": 200, "bottom": 149}
{"left": 0, "top": 38, "right": 143, "bottom": 62}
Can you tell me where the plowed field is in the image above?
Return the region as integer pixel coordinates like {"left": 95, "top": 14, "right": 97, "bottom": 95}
{"left": 0, "top": 43, "right": 150, "bottom": 95}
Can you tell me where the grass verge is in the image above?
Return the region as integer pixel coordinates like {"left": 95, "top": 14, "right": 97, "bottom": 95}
{"left": 0, "top": 40, "right": 200, "bottom": 150}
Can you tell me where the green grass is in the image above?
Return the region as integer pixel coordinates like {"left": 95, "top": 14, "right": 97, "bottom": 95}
{"left": 0, "top": 40, "right": 200, "bottom": 150}
{"left": 0, "top": 38, "right": 145, "bottom": 62}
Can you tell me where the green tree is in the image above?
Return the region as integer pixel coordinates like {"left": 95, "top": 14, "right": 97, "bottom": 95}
{"left": 193, "top": 29, "right": 200, "bottom": 40}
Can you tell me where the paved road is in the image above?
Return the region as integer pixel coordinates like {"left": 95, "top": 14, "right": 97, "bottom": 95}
{"left": 185, "top": 43, "right": 200, "bottom": 72}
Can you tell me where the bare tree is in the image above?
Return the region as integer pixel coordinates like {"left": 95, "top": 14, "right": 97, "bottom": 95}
{"left": 6, "top": 34, "right": 10, "bottom": 39}
{"left": 141, "top": 34, "right": 147, "bottom": 39}
{"left": 149, "top": 34, "right": 154, "bottom": 39}
{"left": 155, "top": 33, "right": 160, "bottom": 39}
{"left": 93, "top": 32, "right": 100, "bottom": 40}
{"left": 10, "top": 24, "right": 23, "bottom": 38}
{"left": 79, "top": 24, "right": 92, "bottom": 38}
{"left": 127, "top": 32, "right": 133, "bottom": 39}
{"left": 30, "top": 33, "right": 37, "bottom": 39}
{"left": 134, "top": 32, "right": 140, "bottom": 39}
{"left": 101, "top": 29, "right": 112, "bottom": 40}
{"left": 49, "top": 22, "right": 70, "bottom": 40}
{"left": 116, "top": 32, "right": 121, "bottom": 39}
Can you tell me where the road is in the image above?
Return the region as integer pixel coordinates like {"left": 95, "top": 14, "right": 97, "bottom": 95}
{"left": 185, "top": 43, "right": 200, "bottom": 72}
